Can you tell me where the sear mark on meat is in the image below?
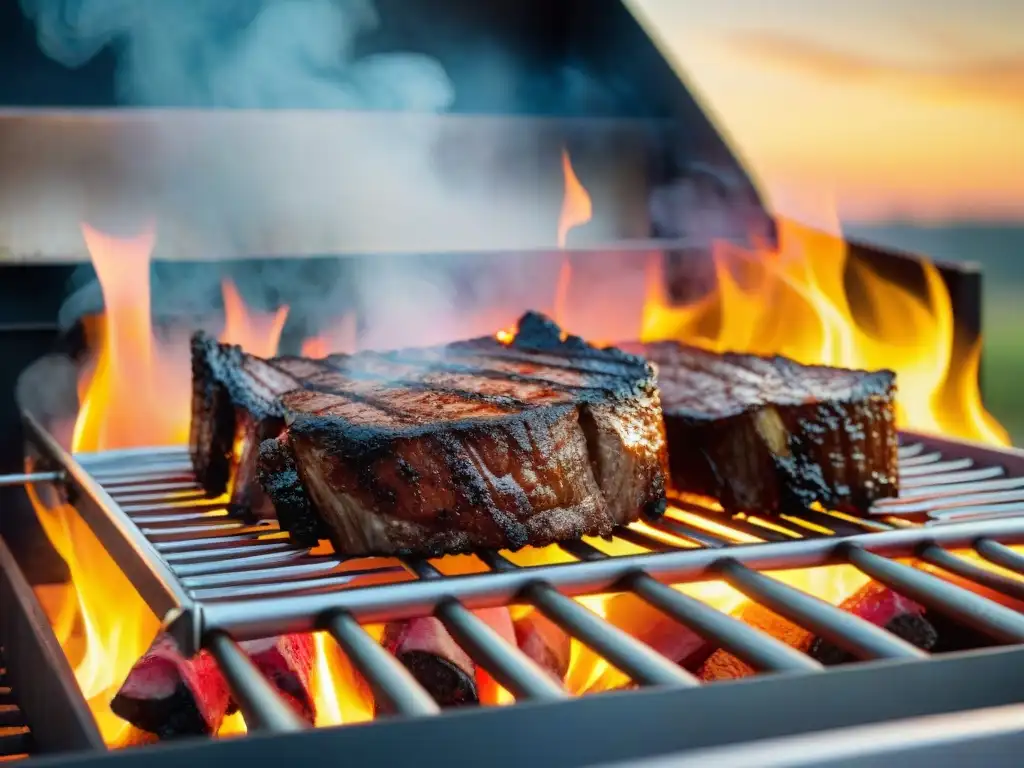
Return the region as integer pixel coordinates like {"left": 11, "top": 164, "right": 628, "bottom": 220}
{"left": 626, "top": 341, "right": 898, "bottom": 516}
{"left": 190, "top": 311, "right": 668, "bottom": 556}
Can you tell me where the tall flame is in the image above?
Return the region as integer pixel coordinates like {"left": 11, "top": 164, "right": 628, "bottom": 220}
{"left": 220, "top": 279, "right": 290, "bottom": 359}
{"left": 31, "top": 224, "right": 298, "bottom": 747}
{"left": 642, "top": 217, "right": 1009, "bottom": 446}
{"left": 27, "top": 190, "right": 1012, "bottom": 743}
{"left": 553, "top": 149, "right": 593, "bottom": 324}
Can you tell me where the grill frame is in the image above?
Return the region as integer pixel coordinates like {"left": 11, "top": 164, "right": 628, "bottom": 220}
{"left": 13, "top": 406, "right": 1024, "bottom": 743}
{"left": 0, "top": 536, "right": 103, "bottom": 756}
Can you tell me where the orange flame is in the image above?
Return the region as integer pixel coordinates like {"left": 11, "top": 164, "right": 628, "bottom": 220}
{"left": 552, "top": 149, "right": 593, "bottom": 325}
{"left": 29, "top": 225, "right": 298, "bottom": 747}
{"left": 641, "top": 217, "right": 1009, "bottom": 446}
{"left": 300, "top": 312, "right": 357, "bottom": 359}
{"left": 28, "top": 197, "right": 1012, "bottom": 742}
{"left": 220, "top": 279, "right": 290, "bottom": 359}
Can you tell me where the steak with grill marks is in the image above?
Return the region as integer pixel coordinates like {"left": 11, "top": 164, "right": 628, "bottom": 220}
{"left": 628, "top": 341, "right": 898, "bottom": 515}
{"left": 191, "top": 311, "right": 668, "bottom": 555}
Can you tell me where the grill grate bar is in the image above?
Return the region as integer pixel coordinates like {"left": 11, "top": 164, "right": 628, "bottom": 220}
{"left": 191, "top": 570, "right": 407, "bottom": 602}
{"left": 162, "top": 540, "right": 302, "bottom": 563}
{"left": 717, "top": 560, "right": 927, "bottom": 661}
{"left": 154, "top": 532, "right": 288, "bottom": 553}
{"left": 899, "top": 458, "right": 974, "bottom": 478}
{"left": 897, "top": 443, "right": 925, "bottom": 459}
{"left": 171, "top": 548, "right": 313, "bottom": 576}
{"left": 928, "top": 502, "right": 1024, "bottom": 523}
{"left": 179, "top": 558, "right": 357, "bottom": 589}
{"left": 896, "top": 451, "right": 944, "bottom": 468}
{"left": 325, "top": 612, "right": 441, "bottom": 718}
{"left": 205, "top": 632, "right": 308, "bottom": 733}
{"left": 843, "top": 545, "right": 1024, "bottom": 644}
{"left": 481, "top": 551, "right": 699, "bottom": 688}
{"left": 874, "top": 476, "right": 1024, "bottom": 506}
{"left": 900, "top": 466, "right": 1007, "bottom": 491}
{"left": 562, "top": 541, "right": 822, "bottom": 674}
{"left": 917, "top": 545, "right": 1024, "bottom": 602}
{"left": 16, "top": 423, "right": 1024, "bottom": 730}
{"left": 975, "top": 539, "right": 1024, "bottom": 575}
{"left": 405, "top": 559, "right": 567, "bottom": 702}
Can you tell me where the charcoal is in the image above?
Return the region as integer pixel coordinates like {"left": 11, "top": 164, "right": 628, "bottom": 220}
{"left": 111, "top": 635, "right": 231, "bottom": 739}
{"left": 381, "top": 617, "right": 477, "bottom": 708}
{"left": 514, "top": 610, "right": 572, "bottom": 683}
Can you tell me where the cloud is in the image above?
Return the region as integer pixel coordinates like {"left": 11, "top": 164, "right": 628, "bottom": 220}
{"left": 728, "top": 31, "right": 1024, "bottom": 111}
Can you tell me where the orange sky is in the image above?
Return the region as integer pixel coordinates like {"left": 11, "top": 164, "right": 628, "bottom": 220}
{"left": 627, "top": 0, "right": 1024, "bottom": 224}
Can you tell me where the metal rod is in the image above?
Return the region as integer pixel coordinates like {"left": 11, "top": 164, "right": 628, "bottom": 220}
{"left": 325, "top": 612, "right": 441, "bottom": 718}
{"left": 901, "top": 467, "right": 1005, "bottom": 491}
{"left": 163, "top": 540, "right": 302, "bottom": 564}
{"left": 191, "top": 570, "right": 406, "bottom": 602}
{"left": 626, "top": 573, "right": 823, "bottom": 674}
{"left": 405, "top": 560, "right": 568, "bottom": 702}
{"left": 0, "top": 470, "right": 63, "bottom": 488}
{"left": 21, "top": 410, "right": 193, "bottom": 635}
{"left": 524, "top": 581, "right": 700, "bottom": 687}
{"left": 171, "top": 548, "right": 311, "bottom": 576}
{"left": 843, "top": 545, "right": 1024, "bottom": 644}
{"left": 435, "top": 600, "right": 568, "bottom": 702}
{"left": 718, "top": 560, "right": 927, "bottom": 661}
{"left": 917, "top": 545, "right": 1024, "bottom": 602}
{"left": 0, "top": 537, "right": 104, "bottom": 753}
{"left": 490, "top": 547, "right": 696, "bottom": 686}
{"left": 898, "top": 443, "right": 925, "bottom": 459}
{"left": 899, "top": 458, "right": 974, "bottom": 478}
{"left": 204, "top": 631, "right": 308, "bottom": 733}
{"left": 199, "top": 517, "right": 1024, "bottom": 640}
{"left": 975, "top": 539, "right": 1024, "bottom": 575}
{"left": 897, "top": 452, "right": 943, "bottom": 468}
{"left": 179, "top": 558, "right": 348, "bottom": 589}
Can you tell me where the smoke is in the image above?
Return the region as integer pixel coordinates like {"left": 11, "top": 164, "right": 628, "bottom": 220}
{"left": 16, "top": 0, "right": 639, "bottom": 352}
{"left": 19, "top": 0, "right": 453, "bottom": 110}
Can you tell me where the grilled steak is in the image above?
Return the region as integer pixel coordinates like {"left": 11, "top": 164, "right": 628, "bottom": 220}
{"left": 631, "top": 342, "right": 898, "bottom": 515}
{"left": 190, "top": 332, "right": 343, "bottom": 529}
{"left": 190, "top": 311, "right": 667, "bottom": 555}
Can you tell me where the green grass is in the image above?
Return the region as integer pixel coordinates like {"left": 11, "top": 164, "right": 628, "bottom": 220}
{"left": 981, "top": 292, "right": 1024, "bottom": 446}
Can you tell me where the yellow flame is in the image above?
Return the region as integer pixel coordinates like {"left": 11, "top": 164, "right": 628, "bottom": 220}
{"left": 642, "top": 217, "right": 1009, "bottom": 446}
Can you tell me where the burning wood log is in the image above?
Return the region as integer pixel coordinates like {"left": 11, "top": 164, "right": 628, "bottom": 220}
{"left": 604, "top": 595, "right": 715, "bottom": 672}
{"left": 111, "top": 635, "right": 231, "bottom": 739}
{"left": 808, "top": 581, "right": 937, "bottom": 665}
{"left": 698, "top": 582, "right": 938, "bottom": 681}
{"left": 381, "top": 607, "right": 520, "bottom": 709}
{"left": 513, "top": 610, "right": 572, "bottom": 683}
{"left": 381, "top": 617, "right": 478, "bottom": 708}
{"left": 239, "top": 634, "right": 316, "bottom": 724}
{"left": 113, "top": 633, "right": 317, "bottom": 738}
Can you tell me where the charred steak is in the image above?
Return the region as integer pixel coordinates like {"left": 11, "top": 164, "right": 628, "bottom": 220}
{"left": 633, "top": 342, "right": 898, "bottom": 515}
{"left": 190, "top": 312, "right": 668, "bottom": 555}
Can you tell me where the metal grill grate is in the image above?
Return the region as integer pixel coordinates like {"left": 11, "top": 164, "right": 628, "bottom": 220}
{"left": 13, "top": 410, "right": 1024, "bottom": 735}
{"left": 0, "top": 656, "right": 32, "bottom": 762}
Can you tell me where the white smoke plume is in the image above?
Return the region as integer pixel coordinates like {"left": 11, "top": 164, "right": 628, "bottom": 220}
{"left": 19, "top": 0, "right": 453, "bottom": 110}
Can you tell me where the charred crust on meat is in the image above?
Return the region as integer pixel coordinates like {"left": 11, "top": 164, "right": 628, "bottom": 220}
{"left": 636, "top": 341, "right": 899, "bottom": 516}
{"left": 195, "top": 312, "right": 667, "bottom": 556}
{"left": 256, "top": 437, "right": 324, "bottom": 546}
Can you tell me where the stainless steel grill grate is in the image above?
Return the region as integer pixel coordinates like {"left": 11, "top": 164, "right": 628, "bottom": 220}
{"left": 0, "top": 656, "right": 33, "bottom": 762}
{"left": 13, "top": 409, "right": 1024, "bottom": 735}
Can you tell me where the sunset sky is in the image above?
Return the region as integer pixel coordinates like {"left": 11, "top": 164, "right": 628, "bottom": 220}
{"left": 627, "top": 0, "right": 1024, "bottom": 224}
